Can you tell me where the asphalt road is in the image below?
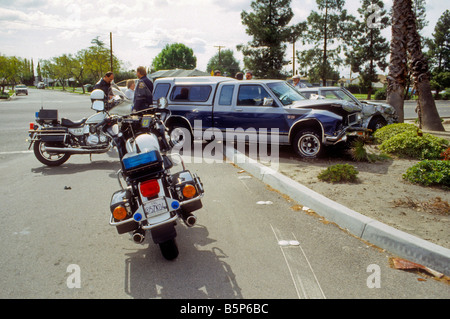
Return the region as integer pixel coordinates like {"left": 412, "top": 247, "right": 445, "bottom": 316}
{"left": 0, "top": 89, "right": 448, "bottom": 301}
{"left": 403, "top": 99, "right": 450, "bottom": 119}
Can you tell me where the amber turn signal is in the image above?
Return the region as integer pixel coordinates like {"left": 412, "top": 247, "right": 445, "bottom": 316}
{"left": 182, "top": 184, "right": 197, "bottom": 199}
{"left": 113, "top": 206, "right": 127, "bottom": 220}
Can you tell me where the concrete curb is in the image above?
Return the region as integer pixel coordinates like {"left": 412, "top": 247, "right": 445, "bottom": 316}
{"left": 224, "top": 146, "right": 450, "bottom": 276}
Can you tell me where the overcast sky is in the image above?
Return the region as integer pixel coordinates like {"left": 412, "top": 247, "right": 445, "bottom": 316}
{"left": 0, "top": 0, "right": 448, "bottom": 77}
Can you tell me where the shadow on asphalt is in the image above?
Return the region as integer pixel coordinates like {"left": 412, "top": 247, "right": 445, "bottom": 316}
{"left": 123, "top": 224, "right": 243, "bottom": 299}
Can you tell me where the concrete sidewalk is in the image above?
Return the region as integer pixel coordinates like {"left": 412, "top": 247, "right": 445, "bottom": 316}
{"left": 224, "top": 146, "right": 450, "bottom": 277}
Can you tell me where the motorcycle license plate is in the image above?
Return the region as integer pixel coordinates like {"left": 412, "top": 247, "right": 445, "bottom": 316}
{"left": 143, "top": 198, "right": 168, "bottom": 217}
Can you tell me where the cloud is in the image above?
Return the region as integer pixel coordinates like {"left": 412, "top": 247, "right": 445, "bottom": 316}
{"left": 1, "top": 0, "right": 448, "bottom": 73}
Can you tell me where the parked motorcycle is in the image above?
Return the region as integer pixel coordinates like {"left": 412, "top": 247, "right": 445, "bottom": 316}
{"left": 28, "top": 89, "right": 128, "bottom": 166}
{"left": 109, "top": 98, "right": 204, "bottom": 260}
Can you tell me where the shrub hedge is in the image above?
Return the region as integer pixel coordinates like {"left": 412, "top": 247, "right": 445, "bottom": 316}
{"left": 403, "top": 160, "right": 450, "bottom": 188}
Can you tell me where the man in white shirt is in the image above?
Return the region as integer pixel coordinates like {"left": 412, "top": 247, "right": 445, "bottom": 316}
{"left": 292, "top": 75, "right": 307, "bottom": 88}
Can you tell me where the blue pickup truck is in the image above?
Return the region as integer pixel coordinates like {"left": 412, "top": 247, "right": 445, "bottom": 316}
{"left": 152, "top": 76, "right": 365, "bottom": 158}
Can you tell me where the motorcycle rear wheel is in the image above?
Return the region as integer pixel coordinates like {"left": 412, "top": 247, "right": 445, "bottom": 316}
{"left": 33, "top": 140, "right": 71, "bottom": 166}
{"left": 159, "top": 238, "right": 179, "bottom": 260}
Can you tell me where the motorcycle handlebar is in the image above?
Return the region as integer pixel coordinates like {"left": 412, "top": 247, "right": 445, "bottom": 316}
{"left": 132, "top": 107, "right": 171, "bottom": 117}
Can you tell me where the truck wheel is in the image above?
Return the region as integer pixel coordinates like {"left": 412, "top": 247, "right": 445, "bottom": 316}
{"left": 159, "top": 238, "right": 179, "bottom": 260}
{"left": 33, "top": 141, "right": 70, "bottom": 166}
{"left": 368, "top": 116, "right": 387, "bottom": 133}
{"left": 169, "top": 125, "right": 193, "bottom": 148}
{"left": 293, "top": 130, "right": 323, "bottom": 159}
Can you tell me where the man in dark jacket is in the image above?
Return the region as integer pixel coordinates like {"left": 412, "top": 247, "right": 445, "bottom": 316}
{"left": 93, "top": 71, "right": 114, "bottom": 99}
{"left": 133, "top": 66, "right": 154, "bottom": 112}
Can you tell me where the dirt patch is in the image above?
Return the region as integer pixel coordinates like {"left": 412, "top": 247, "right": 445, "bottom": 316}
{"left": 274, "top": 134, "right": 450, "bottom": 249}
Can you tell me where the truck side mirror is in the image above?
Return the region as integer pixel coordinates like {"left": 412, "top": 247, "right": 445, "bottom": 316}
{"left": 263, "top": 97, "right": 274, "bottom": 106}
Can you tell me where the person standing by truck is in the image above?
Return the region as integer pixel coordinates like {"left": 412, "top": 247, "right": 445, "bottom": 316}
{"left": 133, "top": 66, "right": 154, "bottom": 112}
{"left": 93, "top": 71, "right": 114, "bottom": 100}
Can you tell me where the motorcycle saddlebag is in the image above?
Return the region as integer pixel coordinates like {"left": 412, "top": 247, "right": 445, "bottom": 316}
{"left": 171, "top": 170, "right": 203, "bottom": 213}
{"left": 110, "top": 189, "right": 139, "bottom": 234}
{"left": 40, "top": 127, "right": 68, "bottom": 143}
{"left": 122, "top": 150, "right": 164, "bottom": 180}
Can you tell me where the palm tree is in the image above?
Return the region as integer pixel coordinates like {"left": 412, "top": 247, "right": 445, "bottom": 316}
{"left": 404, "top": 1, "right": 444, "bottom": 131}
{"left": 386, "top": 0, "right": 409, "bottom": 122}
{"left": 387, "top": 0, "right": 444, "bottom": 131}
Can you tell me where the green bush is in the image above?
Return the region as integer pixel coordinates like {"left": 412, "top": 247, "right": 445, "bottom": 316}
{"left": 403, "top": 160, "right": 450, "bottom": 188}
{"left": 379, "top": 130, "right": 449, "bottom": 160}
{"left": 442, "top": 89, "right": 450, "bottom": 100}
{"left": 373, "top": 123, "right": 419, "bottom": 144}
{"left": 318, "top": 164, "right": 359, "bottom": 183}
{"left": 374, "top": 87, "right": 387, "bottom": 100}
{"left": 349, "top": 138, "right": 390, "bottom": 162}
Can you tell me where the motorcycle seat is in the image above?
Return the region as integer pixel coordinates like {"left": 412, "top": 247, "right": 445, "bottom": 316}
{"left": 61, "top": 118, "right": 88, "bottom": 128}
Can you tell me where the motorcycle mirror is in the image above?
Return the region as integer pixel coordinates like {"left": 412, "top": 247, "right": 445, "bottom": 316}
{"left": 157, "top": 97, "right": 168, "bottom": 109}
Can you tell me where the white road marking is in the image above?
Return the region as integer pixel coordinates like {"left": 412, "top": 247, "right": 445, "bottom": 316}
{"left": 270, "top": 224, "right": 326, "bottom": 299}
{"left": 0, "top": 151, "right": 33, "bottom": 155}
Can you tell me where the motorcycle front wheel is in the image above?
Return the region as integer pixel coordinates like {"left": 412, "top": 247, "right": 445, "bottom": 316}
{"left": 33, "top": 140, "right": 71, "bottom": 166}
{"left": 159, "top": 239, "right": 179, "bottom": 260}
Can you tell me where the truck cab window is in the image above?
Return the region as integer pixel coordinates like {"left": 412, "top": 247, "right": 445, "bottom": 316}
{"left": 237, "top": 85, "right": 271, "bottom": 106}
{"left": 218, "top": 85, "right": 234, "bottom": 106}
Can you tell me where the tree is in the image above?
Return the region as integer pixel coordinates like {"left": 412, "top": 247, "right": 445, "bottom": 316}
{"left": 387, "top": 0, "right": 409, "bottom": 122}
{"left": 19, "top": 58, "right": 34, "bottom": 86}
{"left": 412, "top": 0, "right": 429, "bottom": 35}
{"left": 0, "top": 55, "right": 20, "bottom": 93}
{"left": 298, "top": 0, "right": 353, "bottom": 86}
{"left": 36, "top": 61, "right": 42, "bottom": 82}
{"left": 40, "top": 55, "right": 72, "bottom": 90}
{"left": 71, "top": 52, "right": 86, "bottom": 93}
{"left": 387, "top": 0, "right": 444, "bottom": 131}
{"left": 206, "top": 49, "right": 241, "bottom": 76}
{"left": 297, "top": 47, "right": 340, "bottom": 83}
{"left": 0, "top": 55, "right": 34, "bottom": 90}
{"left": 427, "top": 10, "right": 450, "bottom": 97}
{"left": 237, "top": 0, "right": 302, "bottom": 79}
{"left": 84, "top": 37, "right": 119, "bottom": 81}
{"left": 152, "top": 43, "right": 197, "bottom": 71}
{"left": 404, "top": 0, "right": 429, "bottom": 99}
{"left": 345, "top": 0, "right": 389, "bottom": 100}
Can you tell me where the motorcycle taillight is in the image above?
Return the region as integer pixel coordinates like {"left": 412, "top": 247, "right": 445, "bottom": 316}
{"left": 140, "top": 179, "right": 160, "bottom": 198}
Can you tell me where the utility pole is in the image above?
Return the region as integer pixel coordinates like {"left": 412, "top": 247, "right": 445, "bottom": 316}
{"left": 292, "top": 40, "right": 296, "bottom": 76}
{"left": 110, "top": 32, "right": 113, "bottom": 72}
{"left": 214, "top": 45, "right": 225, "bottom": 68}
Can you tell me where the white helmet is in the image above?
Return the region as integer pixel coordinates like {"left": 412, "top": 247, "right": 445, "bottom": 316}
{"left": 126, "top": 133, "right": 160, "bottom": 153}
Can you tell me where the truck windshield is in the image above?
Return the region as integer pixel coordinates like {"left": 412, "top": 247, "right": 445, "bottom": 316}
{"left": 267, "top": 82, "right": 306, "bottom": 106}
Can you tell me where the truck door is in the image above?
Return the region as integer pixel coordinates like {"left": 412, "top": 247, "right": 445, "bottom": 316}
{"left": 213, "top": 83, "right": 286, "bottom": 143}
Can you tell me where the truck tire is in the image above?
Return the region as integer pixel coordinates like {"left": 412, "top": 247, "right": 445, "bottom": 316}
{"left": 368, "top": 116, "right": 387, "bottom": 133}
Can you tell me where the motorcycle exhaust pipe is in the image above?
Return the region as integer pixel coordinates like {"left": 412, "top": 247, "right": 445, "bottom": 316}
{"left": 44, "top": 146, "right": 110, "bottom": 154}
{"left": 132, "top": 230, "right": 145, "bottom": 244}
{"left": 182, "top": 213, "right": 197, "bottom": 227}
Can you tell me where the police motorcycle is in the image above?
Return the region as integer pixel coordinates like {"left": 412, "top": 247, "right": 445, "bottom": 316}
{"left": 109, "top": 98, "right": 204, "bottom": 260}
{"left": 28, "top": 87, "right": 130, "bottom": 167}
